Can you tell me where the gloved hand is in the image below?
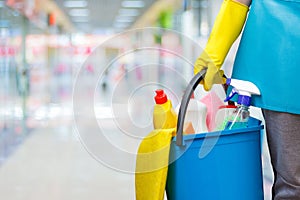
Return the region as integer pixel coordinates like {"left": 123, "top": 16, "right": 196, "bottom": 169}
{"left": 194, "top": 0, "right": 249, "bottom": 91}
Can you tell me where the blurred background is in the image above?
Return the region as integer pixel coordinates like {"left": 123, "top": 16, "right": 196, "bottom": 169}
{"left": 0, "top": 0, "right": 272, "bottom": 199}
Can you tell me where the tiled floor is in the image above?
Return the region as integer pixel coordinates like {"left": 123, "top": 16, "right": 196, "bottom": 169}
{"left": 0, "top": 125, "right": 135, "bottom": 200}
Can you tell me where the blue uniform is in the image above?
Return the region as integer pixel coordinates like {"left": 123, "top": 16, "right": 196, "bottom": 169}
{"left": 232, "top": 0, "right": 300, "bottom": 114}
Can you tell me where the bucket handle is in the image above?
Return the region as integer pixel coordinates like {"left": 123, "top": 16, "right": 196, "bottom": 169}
{"left": 176, "top": 69, "right": 206, "bottom": 146}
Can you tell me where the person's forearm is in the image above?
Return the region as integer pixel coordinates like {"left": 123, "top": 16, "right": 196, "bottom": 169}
{"left": 194, "top": 0, "right": 250, "bottom": 90}
{"left": 235, "top": 0, "right": 251, "bottom": 6}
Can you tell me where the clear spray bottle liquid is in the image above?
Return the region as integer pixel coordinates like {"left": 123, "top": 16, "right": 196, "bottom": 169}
{"left": 225, "top": 104, "right": 250, "bottom": 129}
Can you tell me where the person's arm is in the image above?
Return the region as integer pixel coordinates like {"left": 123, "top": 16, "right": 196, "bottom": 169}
{"left": 237, "top": 0, "right": 251, "bottom": 6}
{"left": 194, "top": 0, "right": 251, "bottom": 91}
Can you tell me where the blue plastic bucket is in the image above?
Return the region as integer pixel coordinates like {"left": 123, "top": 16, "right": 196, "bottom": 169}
{"left": 166, "top": 117, "right": 264, "bottom": 200}
{"left": 166, "top": 70, "right": 264, "bottom": 200}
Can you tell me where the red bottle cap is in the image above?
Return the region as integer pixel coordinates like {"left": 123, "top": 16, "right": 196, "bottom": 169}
{"left": 155, "top": 89, "right": 168, "bottom": 104}
{"left": 218, "top": 105, "right": 237, "bottom": 109}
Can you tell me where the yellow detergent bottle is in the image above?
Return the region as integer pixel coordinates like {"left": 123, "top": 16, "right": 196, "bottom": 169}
{"left": 153, "top": 89, "right": 177, "bottom": 130}
{"left": 135, "top": 89, "right": 177, "bottom": 200}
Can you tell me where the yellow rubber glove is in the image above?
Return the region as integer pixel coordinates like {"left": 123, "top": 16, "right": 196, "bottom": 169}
{"left": 194, "top": 0, "right": 249, "bottom": 91}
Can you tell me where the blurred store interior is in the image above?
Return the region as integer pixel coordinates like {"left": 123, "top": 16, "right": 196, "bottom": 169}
{"left": 0, "top": 0, "right": 273, "bottom": 199}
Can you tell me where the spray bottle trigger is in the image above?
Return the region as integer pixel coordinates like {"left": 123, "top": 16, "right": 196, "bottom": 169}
{"left": 224, "top": 88, "right": 238, "bottom": 102}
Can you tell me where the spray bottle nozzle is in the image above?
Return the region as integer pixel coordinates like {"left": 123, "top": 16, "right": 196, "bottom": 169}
{"left": 224, "top": 88, "right": 238, "bottom": 102}
{"left": 225, "top": 78, "right": 261, "bottom": 106}
{"left": 226, "top": 78, "right": 232, "bottom": 85}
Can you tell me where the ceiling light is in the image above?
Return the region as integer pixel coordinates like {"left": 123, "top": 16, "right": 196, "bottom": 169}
{"left": 72, "top": 17, "right": 89, "bottom": 23}
{"left": 115, "top": 15, "right": 135, "bottom": 20}
{"left": 122, "top": 1, "right": 145, "bottom": 8}
{"left": 64, "top": 1, "right": 88, "bottom": 8}
{"left": 115, "top": 18, "right": 134, "bottom": 23}
{"left": 113, "top": 22, "right": 129, "bottom": 28}
{"left": 69, "top": 9, "right": 90, "bottom": 17}
{"left": 118, "top": 8, "right": 140, "bottom": 16}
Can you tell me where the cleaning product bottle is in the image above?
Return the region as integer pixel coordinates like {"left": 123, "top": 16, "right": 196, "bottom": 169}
{"left": 188, "top": 94, "right": 208, "bottom": 133}
{"left": 135, "top": 90, "right": 177, "bottom": 200}
{"left": 175, "top": 93, "right": 208, "bottom": 133}
{"left": 153, "top": 89, "right": 177, "bottom": 129}
{"left": 214, "top": 105, "right": 237, "bottom": 131}
{"left": 223, "top": 78, "right": 261, "bottom": 130}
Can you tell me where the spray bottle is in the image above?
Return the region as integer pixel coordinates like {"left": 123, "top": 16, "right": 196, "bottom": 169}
{"left": 223, "top": 78, "right": 261, "bottom": 130}
{"left": 153, "top": 89, "right": 177, "bottom": 129}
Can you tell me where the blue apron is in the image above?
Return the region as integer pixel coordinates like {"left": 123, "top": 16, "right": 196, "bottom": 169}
{"left": 232, "top": 0, "right": 300, "bottom": 114}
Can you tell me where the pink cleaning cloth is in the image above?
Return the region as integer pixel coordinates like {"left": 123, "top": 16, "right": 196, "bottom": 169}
{"left": 200, "top": 91, "right": 225, "bottom": 132}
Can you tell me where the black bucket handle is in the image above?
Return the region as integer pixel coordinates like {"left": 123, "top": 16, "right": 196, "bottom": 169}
{"left": 176, "top": 69, "right": 206, "bottom": 146}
